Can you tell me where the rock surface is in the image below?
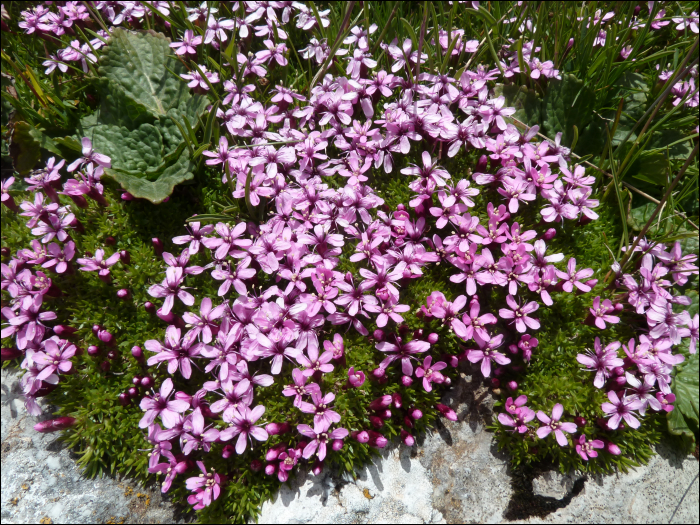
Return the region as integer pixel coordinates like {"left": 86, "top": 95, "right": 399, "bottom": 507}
{"left": 1, "top": 368, "right": 181, "bottom": 525}
{"left": 2, "top": 367, "right": 698, "bottom": 524}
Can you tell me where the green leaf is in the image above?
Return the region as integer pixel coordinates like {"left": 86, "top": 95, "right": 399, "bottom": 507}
{"left": 97, "top": 28, "right": 192, "bottom": 118}
{"left": 84, "top": 123, "right": 165, "bottom": 177}
{"left": 493, "top": 84, "right": 541, "bottom": 127}
{"left": 105, "top": 146, "right": 194, "bottom": 204}
{"left": 610, "top": 72, "right": 648, "bottom": 145}
{"left": 542, "top": 74, "right": 595, "bottom": 148}
{"left": 647, "top": 130, "right": 694, "bottom": 160}
{"left": 627, "top": 203, "right": 656, "bottom": 232}
{"left": 9, "top": 121, "right": 61, "bottom": 174}
{"left": 628, "top": 150, "right": 668, "bottom": 185}
{"left": 668, "top": 353, "right": 699, "bottom": 445}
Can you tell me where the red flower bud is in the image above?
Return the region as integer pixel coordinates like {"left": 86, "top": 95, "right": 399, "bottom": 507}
{"left": 152, "top": 238, "right": 163, "bottom": 256}
{"left": 401, "top": 375, "right": 413, "bottom": 386}
{"left": 222, "top": 445, "right": 236, "bottom": 459}
{"left": 2, "top": 348, "right": 23, "bottom": 361}
{"left": 266, "top": 422, "right": 291, "bottom": 436}
{"left": 372, "top": 329, "right": 385, "bottom": 341}
{"left": 34, "top": 416, "right": 77, "bottom": 433}
{"left": 391, "top": 392, "right": 402, "bottom": 409}
{"left": 368, "top": 395, "right": 392, "bottom": 411}
{"left": 118, "top": 392, "right": 130, "bottom": 406}
{"left": 117, "top": 289, "right": 130, "bottom": 300}
{"left": 370, "top": 416, "right": 384, "bottom": 428}
{"left": 87, "top": 345, "right": 100, "bottom": 356}
{"left": 266, "top": 444, "right": 286, "bottom": 461}
{"left": 436, "top": 403, "right": 458, "bottom": 421}
{"left": 400, "top": 430, "right": 415, "bottom": 446}
{"left": 250, "top": 459, "right": 263, "bottom": 472}
{"left": 144, "top": 301, "right": 156, "bottom": 313}
{"left": 140, "top": 376, "right": 154, "bottom": 388}
{"left": 131, "top": 346, "right": 143, "bottom": 360}
{"left": 543, "top": 228, "right": 557, "bottom": 241}
{"left": 311, "top": 460, "right": 324, "bottom": 476}
{"left": 53, "top": 325, "right": 77, "bottom": 337}
{"left": 427, "top": 333, "right": 439, "bottom": 344}
{"left": 351, "top": 430, "right": 370, "bottom": 443}
{"left": 119, "top": 250, "right": 131, "bottom": 264}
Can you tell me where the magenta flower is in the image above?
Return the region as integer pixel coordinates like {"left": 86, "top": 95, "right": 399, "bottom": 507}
{"left": 182, "top": 297, "right": 226, "bottom": 344}
{"left": 536, "top": 404, "right": 577, "bottom": 446}
{"left": 220, "top": 405, "right": 268, "bottom": 454}
{"left": 139, "top": 378, "right": 189, "bottom": 428}
{"left": 498, "top": 405, "right": 535, "bottom": 433}
{"left": 347, "top": 367, "right": 366, "bottom": 388}
{"left": 498, "top": 295, "right": 540, "bottom": 333}
{"left": 77, "top": 248, "right": 120, "bottom": 278}
{"left": 300, "top": 391, "right": 341, "bottom": 428}
{"left": 282, "top": 368, "right": 321, "bottom": 408}
{"left": 33, "top": 338, "right": 76, "bottom": 380}
{"left": 145, "top": 325, "right": 202, "bottom": 379}
{"left": 209, "top": 378, "right": 253, "bottom": 421}
{"left": 148, "top": 267, "right": 194, "bottom": 315}
{"left": 460, "top": 298, "right": 498, "bottom": 341}
{"left": 170, "top": 29, "right": 202, "bottom": 56}
{"left": 42, "top": 241, "right": 75, "bottom": 274}
{"left": 575, "top": 435, "right": 604, "bottom": 461}
{"left": 601, "top": 391, "right": 643, "bottom": 430}
{"left": 297, "top": 421, "right": 348, "bottom": 461}
{"left": 67, "top": 137, "right": 111, "bottom": 172}
{"left": 173, "top": 222, "right": 214, "bottom": 255}
{"left": 655, "top": 392, "right": 676, "bottom": 413}
{"left": 556, "top": 258, "right": 594, "bottom": 293}
{"left": 149, "top": 450, "right": 189, "bottom": 493}
{"left": 414, "top": 356, "right": 447, "bottom": 392}
{"left": 296, "top": 340, "right": 334, "bottom": 376}
{"left": 322, "top": 334, "right": 345, "bottom": 360}
{"left": 589, "top": 296, "right": 620, "bottom": 329}
{"left": 376, "top": 338, "right": 431, "bottom": 376}
{"left": 364, "top": 297, "right": 410, "bottom": 327}
{"left": 185, "top": 461, "right": 222, "bottom": 510}
{"left": 466, "top": 333, "right": 510, "bottom": 377}
{"left": 182, "top": 407, "right": 220, "bottom": 455}
{"left": 576, "top": 338, "right": 624, "bottom": 389}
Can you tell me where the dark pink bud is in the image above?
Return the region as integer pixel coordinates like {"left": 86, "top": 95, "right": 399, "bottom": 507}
{"left": 144, "top": 301, "right": 156, "bottom": 313}
{"left": 413, "top": 328, "right": 424, "bottom": 339}
{"left": 121, "top": 192, "right": 135, "bottom": 201}
{"left": 369, "top": 395, "right": 392, "bottom": 411}
{"left": 372, "top": 329, "right": 385, "bottom": 341}
{"left": 332, "top": 439, "right": 344, "bottom": 451}
{"left": 396, "top": 203, "right": 405, "bottom": 211}
{"left": 368, "top": 431, "right": 388, "bottom": 449}
{"left": 606, "top": 441, "right": 622, "bottom": 455}
{"left": 1, "top": 247, "right": 10, "bottom": 258}
{"left": 127, "top": 387, "right": 138, "bottom": 398}
{"left": 312, "top": 460, "right": 324, "bottom": 476}
{"left": 574, "top": 416, "right": 587, "bottom": 427}
{"left": 140, "top": 376, "right": 154, "bottom": 388}
{"left": 132, "top": 375, "right": 142, "bottom": 386}
{"left": 266, "top": 444, "right": 286, "bottom": 461}
{"left": 120, "top": 250, "right": 131, "bottom": 264}
{"left": 131, "top": 346, "right": 143, "bottom": 359}
{"left": 378, "top": 409, "right": 392, "bottom": 420}
{"left": 1, "top": 348, "right": 23, "bottom": 361}
{"left": 401, "top": 375, "right": 413, "bottom": 386}
{"left": 404, "top": 415, "right": 414, "bottom": 428}
{"left": 369, "top": 416, "right": 383, "bottom": 429}
{"left": 345, "top": 271, "right": 353, "bottom": 283}
{"left": 92, "top": 324, "right": 101, "bottom": 334}
{"left": 118, "top": 392, "right": 130, "bottom": 406}
{"left": 597, "top": 417, "right": 610, "bottom": 430}
{"left": 117, "top": 289, "right": 130, "bottom": 300}
{"left": 53, "top": 324, "right": 77, "bottom": 336}
{"left": 174, "top": 391, "right": 192, "bottom": 404}
{"left": 613, "top": 366, "right": 625, "bottom": 376}
{"left": 612, "top": 375, "right": 627, "bottom": 386}
{"left": 427, "top": 333, "right": 439, "bottom": 344}
{"left": 371, "top": 367, "right": 386, "bottom": 380}
{"left": 152, "top": 238, "right": 163, "bottom": 256}
{"left": 494, "top": 367, "right": 505, "bottom": 377}
{"left": 410, "top": 408, "right": 423, "bottom": 420}
{"left": 264, "top": 463, "right": 277, "bottom": 476}
{"left": 106, "top": 350, "right": 118, "bottom": 361}
{"left": 507, "top": 381, "right": 518, "bottom": 391}
{"left": 105, "top": 236, "right": 116, "bottom": 246}
{"left": 633, "top": 5, "right": 640, "bottom": 16}
{"left": 2, "top": 194, "right": 19, "bottom": 211}
{"left": 98, "top": 330, "right": 113, "bottom": 344}
{"left": 221, "top": 444, "right": 234, "bottom": 458}
{"left": 476, "top": 154, "right": 488, "bottom": 172}
{"left": 347, "top": 367, "right": 366, "bottom": 388}
{"left": 156, "top": 310, "right": 175, "bottom": 323}
{"left": 442, "top": 376, "right": 452, "bottom": 386}
{"left": 250, "top": 459, "right": 263, "bottom": 472}
{"left": 543, "top": 228, "right": 557, "bottom": 241}
{"left": 491, "top": 378, "right": 501, "bottom": 388}
{"left": 391, "top": 392, "right": 402, "bottom": 409}
{"left": 34, "top": 416, "right": 77, "bottom": 433}
{"left": 87, "top": 345, "right": 100, "bottom": 356}
{"left": 266, "top": 422, "right": 291, "bottom": 436}
{"left": 614, "top": 303, "right": 624, "bottom": 312}
{"left": 508, "top": 344, "right": 519, "bottom": 355}
{"left": 398, "top": 324, "right": 410, "bottom": 336}
{"left": 436, "top": 404, "right": 458, "bottom": 421}
{"left": 401, "top": 430, "right": 415, "bottom": 446}
{"left": 351, "top": 430, "right": 370, "bottom": 443}
{"left": 447, "top": 355, "right": 459, "bottom": 368}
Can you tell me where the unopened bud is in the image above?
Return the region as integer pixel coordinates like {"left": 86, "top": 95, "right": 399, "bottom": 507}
{"left": 311, "top": 460, "right": 324, "bottom": 476}
{"left": 118, "top": 392, "right": 130, "bottom": 406}
{"left": 140, "top": 376, "right": 154, "bottom": 388}
{"left": 87, "top": 345, "right": 100, "bottom": 356}
{"left": 117, "top": 288, "right": 130, "bottom": 300}
{"left": 351, "top": 430, "right": 370, "bottom": 443}
{"left": 121, "top": 192, "right": 135, "bottom": 201}
{"left": 391, "top": 392, "right": 402, "bottom": 409}
{"left": 53, "top": 325, "right": 77, "bottom": 337}
{"left": 265, "top": 422, "right": 291, "bottom": 436}
{"left": 144, "top": 301, "right": 156, "bottom": 313}
{"left": 98, "top": 330, "right": 114, "bottom": 345}
{"left": 34, "top": 416, "right": 77, "bottom": 433}
{"left": 491, "top": 378, "right": 501, "bottom": 388}
{"left": 120, "top": 250, "right": 131, "bottom": 264}
{"left": 1, "top": 348, "right": 23, "bottom": 361}
{"left": 401, "top": 430, "right": 415, "bottom": 446}
{"left": 250, "top": 459, "right": 263, "bottom": 472}
{"left": 401, "top": 375, "right": 413, "bottom": 386}
{"left": 266, "top": 444, "right": 286, "bottom": 461}
{"left": 410, "top": 408, "right": 423, "bottom": 420}
{"left": 427, "top": 332, "right": 439, "bottom": 344}
{"left": 222, "top": 445, "right": 236, "bottom": 458}
{"left": 373, "top": 329, "right": 385, "bottom": 341}
{"left": 152, "top": 238, "right": 163, "bottom": 256}
{"left": 369, "top": 395, "right": 392, "bottom": 411}
{"left": 574, "top": 416, "right": 587, "bottom": 427}
{"left": 436, "top": 403, "right": 458, "bottom": 421}
{"left": 543, "top": 228, "right": 557, "bottom": 241}
{"left": 131, "top": 346, "right": 143, "bottom": 360}
{"left": 507, "top": 381, "right": 518, "bottom": 391}
{"left": 99, "top": 361, "right": 110, "bottom": 372}
{"left": 606, "top": 441, "right": 621, "bottom": 455}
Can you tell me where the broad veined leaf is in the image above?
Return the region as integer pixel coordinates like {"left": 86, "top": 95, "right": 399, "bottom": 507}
{"left": 107, "top": 147, "right": 195, "bottom": 204}
{"left": 668, "top": 353, "right": 699, "bottom": 444}
{"left": 543, "top": 74, "right": 595, "bottom": 147}
{"left": 85, "top": 123, "right": 165, "bottom": 175}
{"left": 97, "top": 28, "right": 191, "bottom": 118}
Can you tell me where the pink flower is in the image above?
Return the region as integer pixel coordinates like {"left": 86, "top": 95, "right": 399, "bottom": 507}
{"left": 536, "top": 404, "right": 577, "bottom": 446}
{"left": 601, "top": 391, "right": 643, "bottom": 430}
{"left": 575, "top": 435, "right": 604, "bottom": 461}
{"left": 556, "top": 258, "right": 594, "bottom": 293}
{"left": 347, "top": 367, "right": 366, "bottom": 388}
{"left": 138, "top": 378, "right": 189, "bottom": 428}
{"left": 67, "top": 137, "right": 111, "bottom": 172}
{"left": 414, "top": 356, "right": 447, "bottom": 392}
{"left": 219, "top": 405, "right": 268, "bottom": 454}
{"left": 498, "top": 295, "right": 540, "bottom": 333}
{"left": 297, "top": 421, "right": 348, "bottom": 461}
{"left": 185, "top": 461, "right": 222, "bottom": 510}
{"left": 466, "top": 333, "right": 510, "bottom": 377}
{"left": 300, "top": 391, "right": 341, "bottom": 428}
{"left": 576, "top": 338, "right": 624, "bottom": 388}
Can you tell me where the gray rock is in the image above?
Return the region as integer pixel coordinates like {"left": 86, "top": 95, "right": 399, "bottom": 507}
{"left": 532, "top": 471, "right": 584, "bottom": 500}
{"left": 1, "top": 368, "right": 182, "bottom": 524}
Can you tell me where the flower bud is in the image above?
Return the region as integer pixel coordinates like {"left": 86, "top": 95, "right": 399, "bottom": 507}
{"left": 98, "top": 330, "right": 114, "bottom": 345}
{"left": 106, "top": 350, "right": 118, "bottom": 361}
{"left": 127, "top": 387, "right": 138, "bottom": 398}
{"left": 373, "top": 329, "right": 385, "bottom": 341}
{"left": 174, "top": 391, "right": 193, "bottom": 404}
{"left": 53, "top": 325, "right": 77, "bottom": 337}
{"left": 378, "top": 409, "right": 392, "bottom": 420}
{"left": 131, "top": 346, "right": 144, "bottom": 360}
{"left": 368, "top": 431, "right": 388, "bottom": 449}
{"left": 369, "top": 395, "right": 392, "bottom": 411}
{"left": 391, "top": 392, "right": 402, "bottom": 409}
{"left": 413, "top": 328, "right": 424, "bottom": 339}
{"left": 401, "top": 375, "right": 413, "bottom": 386}
{"left": 494, "top": 367, "right": 505, "bottom": 377}
{"left": 614, "top": 302, "right": 624, "bottom": 312}
{"left": 410, "top": 408, "right": 423, "bottom": 420}
{"left": 398, "top": 324, "right": 410, "bottom": 336}
{"left": 264, "top": 463, "right": 277, "bottom": 476}
{"left": 344, "top": 271, "right": 353, "bottom": 283}
{"left": 332, "top": 439, "right": 344, "bottom": 451}
{"left": 34, "top": 416, "right": 77, "bottom": 433}
{"left": 132, "top": 375, "right": 142, "bottom": 386}
{"left": 543, "top": 228, "right": 557, "bottom": 241}
{"left": 311, "top": 460, "right": 324, "bottom": 476}
{"left": 140, "top": 376, "right": 154, "bottom": 388}
{"left": 491, "top": 378, "right": 501, "bottom": 388}
{"left": 447, "top": 355, "right": 459, "bottom": 368}
{"left": 347, "top": 367, "right": 366, "bottom": 388}
{"left": 120, "top": 250, "right": 131, "bottom": 264}
{"left": 118, "top": 392, "right": 130, "bottom": 406}
{"left": 265, "top": 422, "right": 291, "bottom": 436}
{"left": 250, "top": 459, "right": 263, "bottom": 472}
{"left": 507, "top": 381, "right": 518, "bottom": 391}
{"left": 597, "top": 417, "right": 610, "bottom": 430}
{"left": 87, "top": 345, "right": 100, "bottom": 356}
{"left": 1, "top": 247, "right": 10, "bottom": 258}
{"left": 606, "top": 441, "right": 622, "bottom": 455}
{"left": 574, "top": 416, "right": 587, "bottom": 427}
{"left": 396, "top": 204, "right": 405, "bottom": 211}
{"left": 92, "top": 324, "right": 101, "bottom": 334}
{"left": 265, "top": 444, "right": 286, "bottom": 461}
{"left": 476, "top": 154, "right": 488, "bottom": 172}
{"left": 144, "top": 301, "right": 156, "bottom": 313}
{"left": 351, "top": 430, "right": 370, "bottom": 443}
{"left": 152, "top": 237, "right": 163, "bottom": 256}
{"left": 404, "top": 415, "right": 414, "bottom": 428}
{"left": 427, "top": 333, "right": 439, "bottom": 344}
{"left": 117, "top": 289, "right": 130, "bottom": 300}
{"left": 1, "top": 348, "right": 23, "bottom": 361}
{"left": 105, "top": 236, "right": 116, "bottom": 246}
{"left": 371, "top": 367, "right": 386, "bottom": 380}
{"left": 508, "top": 344, "right": 519, "bottom": 355}
{"left": 156, "top": 310, "right": 175, "bottom": 323}
{"left": 401, "top": 430, "right": 415, "bottom": 447}
{"left": 121, "top": 192, "right": 135, "bottom": 201}
{"left": 368, "top": 417, "right": 383, "bottom": 430}
{"left": 436, "top": 403, "right": 458, "bottom": 421}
